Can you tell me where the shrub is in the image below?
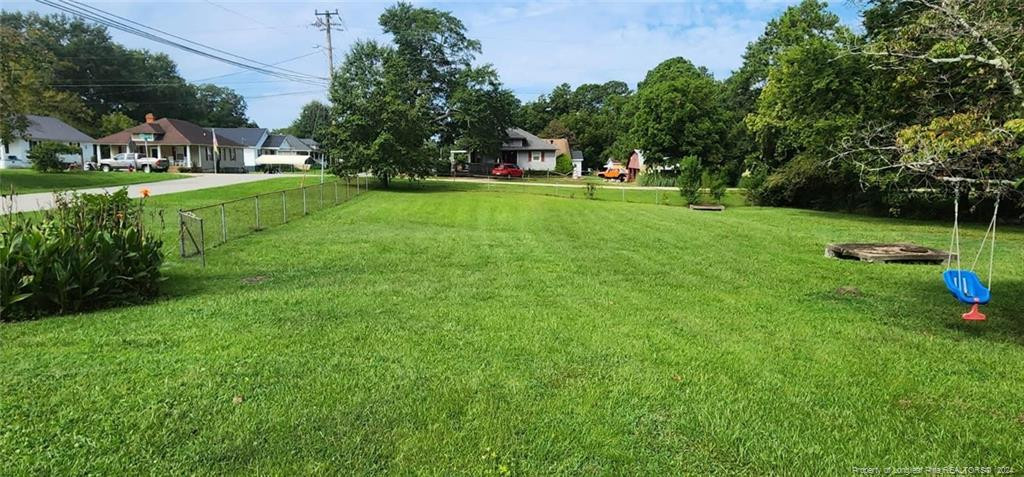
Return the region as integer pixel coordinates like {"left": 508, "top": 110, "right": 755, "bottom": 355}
{"left": 676, "top": 156, "right": 702, "bottom": 205}
{"left": 638, "top": 171, "right": 677, "bottom": 187}
{"left": 585, "top": 183, "right": 597, "bottom": 200}
{"left": 555, "top": 153, "right": 573, "bottom": 175}
{"left": 1, "top": 188, "right": 164, "bottom": 321}
{"left": 29, "top": 141, "right": 79, "bottom": 172}
{"left": 708, "top": 172, "right": 728, "bottom": 204}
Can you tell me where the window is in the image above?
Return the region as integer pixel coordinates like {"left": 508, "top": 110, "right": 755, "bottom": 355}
{"left": 531, "top": 151, "right": 542, "bottom": 162}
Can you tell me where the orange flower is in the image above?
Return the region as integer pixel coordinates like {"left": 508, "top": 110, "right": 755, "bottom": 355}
{"left": 140, "top": 188, "right": 151, "bottom": 198}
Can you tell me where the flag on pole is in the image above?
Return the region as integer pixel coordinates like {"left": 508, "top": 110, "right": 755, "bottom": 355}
{"left": 212, "top": 128, "right": 219, "bottom": 155}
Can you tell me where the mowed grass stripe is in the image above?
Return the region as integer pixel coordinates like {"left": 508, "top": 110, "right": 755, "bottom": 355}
{"left": 2, "top": 189, "right": 1022, "bottom": 474}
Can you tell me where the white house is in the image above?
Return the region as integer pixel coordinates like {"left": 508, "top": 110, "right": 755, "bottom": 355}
{"left": 467, "top": 128, "right": 558, "bottom": 174}
{"left": 0, "top": 115, "right": 95, "bottom": 169}
{"left": 213, "top": 128, "right": 270, "bottom": 172}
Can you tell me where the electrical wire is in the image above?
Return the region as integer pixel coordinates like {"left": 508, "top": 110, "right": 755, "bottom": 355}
{"left": 35, "top": 0, "right": 328, "bottom": 86}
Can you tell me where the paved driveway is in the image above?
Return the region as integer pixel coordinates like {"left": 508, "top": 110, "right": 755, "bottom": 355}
{"left": 2, "top": 173, "right": 279, "bottom": 214}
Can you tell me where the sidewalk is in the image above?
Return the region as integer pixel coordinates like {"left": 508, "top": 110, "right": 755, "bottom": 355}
{"left": 2, "top": 173, "right": 279, "bottom": 214}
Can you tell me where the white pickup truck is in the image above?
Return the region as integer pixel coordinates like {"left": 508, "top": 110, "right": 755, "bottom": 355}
{"left": 93, "top": 153, "right": 170, "bottom": 173}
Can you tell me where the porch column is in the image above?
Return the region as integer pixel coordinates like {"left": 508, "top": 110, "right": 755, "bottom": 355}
{"left": 185, "top": 146, "right": 192, "bottom": 168}
{"left": 156, "top": 146, "right": 162, "bottom": 159}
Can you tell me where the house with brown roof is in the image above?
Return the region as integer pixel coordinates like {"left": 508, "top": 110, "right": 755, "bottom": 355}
{"left": 542, "top": 138, "right": 570, "bottom": 159}
{"left": 94, "top": 113, "right": 246, "bottom": 172}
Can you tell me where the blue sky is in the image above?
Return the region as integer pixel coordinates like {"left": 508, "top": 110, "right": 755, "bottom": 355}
{"left": 12, "top": 0, "right": 863, "bottom": 129}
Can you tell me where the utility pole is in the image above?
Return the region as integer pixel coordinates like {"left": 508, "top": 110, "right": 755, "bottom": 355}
{"left": 314, "top": 10, "right": 340, "bottom": 80}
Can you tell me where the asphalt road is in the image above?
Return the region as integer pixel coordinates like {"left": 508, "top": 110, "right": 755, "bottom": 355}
{"left": 1, "top": 173, "right": 279, "bottom": 214}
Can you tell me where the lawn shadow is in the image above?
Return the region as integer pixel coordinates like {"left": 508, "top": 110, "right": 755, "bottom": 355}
{"left": 846, "top": 273, "right": 1024, "bottom": 346}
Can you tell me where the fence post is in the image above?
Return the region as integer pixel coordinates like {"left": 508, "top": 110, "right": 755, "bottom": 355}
{"left": 255, "top": 194, "right": 261, "bottom": 230}
{"left": 346, "top": 178, "right": 351, "bottom": 200}
{"left": 282, "top": 190, "right": 287, "bottom": 223}
{"left": 334, "top": 180, "right": 339, "bottom": 204}
{"left": 220, "top": 203, "right": 227, "bottom": 242}
{"left": 303, "top": 187, "right": 308, "bottom": 215}
{"left": 178, "top": 210, "right": 185, "bottom": 257}
{"left": 319, "top": 183, "right": 324, "bottom": 209}
{"left": 198, "top": 217, "right": 206, "bottom": 268}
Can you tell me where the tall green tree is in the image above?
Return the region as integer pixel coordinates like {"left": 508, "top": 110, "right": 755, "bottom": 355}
{"left": 0, "top": 18, "right": 89, "bottom": 145}
{"left": 629, "top": 58, "right": 730, "bottom": 169}
{"left": 844, "top": 0, "right": 1024, "bottom": 192}
{"left": 1, "top": 11, "right": 253, "bottom": 135}
{"left": 327, "top": 2, "right": 515, "bottom": 184}
{"left": 279, "top": 101, "right": 332, "bottom": 141}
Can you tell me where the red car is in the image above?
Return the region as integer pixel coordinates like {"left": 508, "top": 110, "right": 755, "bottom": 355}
{"left": 491, "top": 163, "right": 523, "bottom": 178}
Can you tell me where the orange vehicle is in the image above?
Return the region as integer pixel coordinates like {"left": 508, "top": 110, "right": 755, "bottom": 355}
{"left": 597, "top": 164, "right": 628, "bottom": 182}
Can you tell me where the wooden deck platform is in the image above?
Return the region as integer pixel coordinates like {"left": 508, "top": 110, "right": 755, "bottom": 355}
{"left": 825, "top": 243, "right": 955, "bottom": 265}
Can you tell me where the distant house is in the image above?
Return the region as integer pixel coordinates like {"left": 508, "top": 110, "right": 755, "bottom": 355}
{"left": 255, "top": 134, "right": 323, "bottom": 171}
{"left": 468, "top": 128, "right": 558, "bottom": 174}
{"left": 94, "top": 113, "right": 246, "bottom": 172}
{"left": 1, "top": 115, "right": 94, "bottom": 169}
{"left": 213, "top": 128, "right": 270, "bottom": 172}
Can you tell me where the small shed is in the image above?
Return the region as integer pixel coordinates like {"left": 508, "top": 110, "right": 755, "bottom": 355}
{"left": 570, "top": 149, "right": 584, "bottom": 179}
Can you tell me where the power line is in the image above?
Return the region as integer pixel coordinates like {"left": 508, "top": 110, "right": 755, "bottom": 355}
{"left": 194, "top": 50, "right": 323, "bottom": 83}
{"left": 35, "top": 0, "right": 328, "bottom": 86}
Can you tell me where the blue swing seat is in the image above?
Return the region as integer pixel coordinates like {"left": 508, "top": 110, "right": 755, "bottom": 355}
{"left": 943, "top": 269, "right": 991, "bottom": 305}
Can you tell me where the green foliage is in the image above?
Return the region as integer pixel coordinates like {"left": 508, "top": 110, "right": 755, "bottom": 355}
{"left": 0, "top": 16, "right": 91, "bottom": 143}
{"left": 328, "top": 3, "right": 515, "bottom": 185}
{"left": 28, "top": 141, "right": 79, "bottom": 172}
{"left": 638, "top": 171, "right": 677, "bottom": 187}
{"left": 584, "top": 183, "right": 597, "bottom": 200}
{"left": 676, "top": 156, "right": 702, "bottom": 205}
{"left": 554, "top": 153, "right": 573, "bottom": 174}
{"left": 630, "top": 59, "right": 730, "bottom": 169}
{"left": 99, "top": 112, "right": 137, "bottom": 136}
{"left": 279, "top": 101, "right": 331, "bottom": 142}
{"left": 1, "top": 188, "right": 163, "bottom": 320}
{"left": 519, "top": 81, "right": 632, "bottom": 170}
{"left": 1, "top": 12, "right": 253, "bottom": 136}
{"left": 707, "top": 172, "right": 729, "bottom": 204}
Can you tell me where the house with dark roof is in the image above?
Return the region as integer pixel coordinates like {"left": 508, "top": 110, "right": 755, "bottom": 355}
{"left": 255, "top": 134, "right": 325, "bottom": 171}
{"left": 1, "top": 115, "right": 95, "bottom": 169}
{"left": 94, "top": 113, "right": 246, "bottom": 172}
{"left": 467, "top": 128, "right": 558, "bottom": 174}
{"left": 212, "top": 127, "right": 270, "bottom": 171}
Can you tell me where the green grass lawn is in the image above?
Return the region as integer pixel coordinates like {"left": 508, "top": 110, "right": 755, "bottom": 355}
{"left": 2, "top": 185, "right": 1023, "bottom": 474}
{"left": 0, "top": 169, "right": 189, "bottom": 195}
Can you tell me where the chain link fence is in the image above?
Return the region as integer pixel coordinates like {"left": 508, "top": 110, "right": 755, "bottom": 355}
{"left": 178, "top": 177, "right": 369, "bottom": 264}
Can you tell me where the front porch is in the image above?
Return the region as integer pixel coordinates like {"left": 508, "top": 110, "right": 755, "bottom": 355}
{"left": 96, "top": 144, "right": 244, "bottom": 172}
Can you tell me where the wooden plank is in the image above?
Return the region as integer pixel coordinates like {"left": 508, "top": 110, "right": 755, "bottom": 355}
{"left": 689, "top": 204, "right": 725, "bottom": 212}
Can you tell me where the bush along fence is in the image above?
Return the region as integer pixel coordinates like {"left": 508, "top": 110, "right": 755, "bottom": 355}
{"left": 178, "top": 177, "right": 368, "bottom": 265}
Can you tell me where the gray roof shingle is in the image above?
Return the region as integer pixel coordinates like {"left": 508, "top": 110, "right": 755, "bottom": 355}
{"left": 24, "top": 115, "right": 94, "bottom": 142}
{"left": 263, "top": 134, "right": 311, "bottom": 151}
{"left": 211, "top": 127, "right": 268, "bottom": 147}
{"left": 502, "top": 128, "right": 557, "bottom": 151}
